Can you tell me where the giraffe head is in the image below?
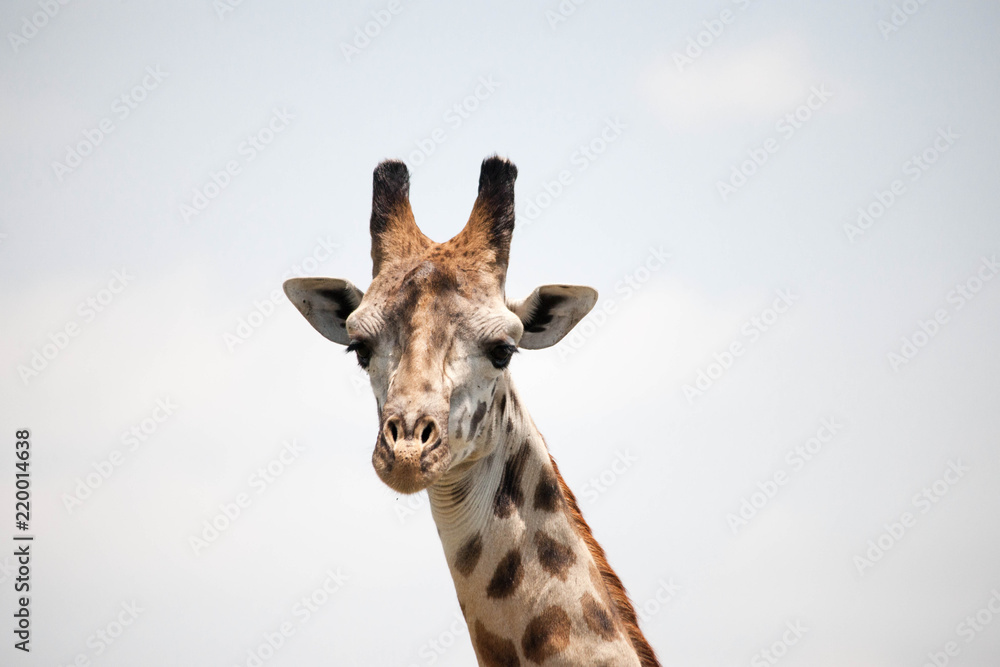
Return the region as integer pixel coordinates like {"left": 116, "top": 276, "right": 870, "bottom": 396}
{"left": 284, "top": 157, "right": 596, "bottom": 494}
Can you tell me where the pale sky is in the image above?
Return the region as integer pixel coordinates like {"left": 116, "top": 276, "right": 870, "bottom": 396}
{"left": 1, "top": 1, "right": 999, "bottom": 665}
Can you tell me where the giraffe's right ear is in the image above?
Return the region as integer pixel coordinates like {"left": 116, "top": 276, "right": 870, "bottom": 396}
{"left": 508, "top": 284, "right": 598, "bottom": 350}
{"left": 283, "top": 277, "right": 364, "bottom": 346}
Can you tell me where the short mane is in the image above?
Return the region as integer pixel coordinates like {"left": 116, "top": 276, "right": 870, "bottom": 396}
{"left": 549, "top": 455, "right": 661, "bottom": 666}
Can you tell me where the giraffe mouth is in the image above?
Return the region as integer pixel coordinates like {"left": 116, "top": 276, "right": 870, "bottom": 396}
{"left": 372, "top": 432, "right": 452, "bottom": 494}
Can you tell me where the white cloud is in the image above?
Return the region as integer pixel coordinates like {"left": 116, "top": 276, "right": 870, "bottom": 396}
{"left": 642, "top": 36, "right": 825, "bottom": 129}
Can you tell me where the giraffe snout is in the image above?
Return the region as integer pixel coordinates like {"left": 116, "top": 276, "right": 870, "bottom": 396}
{"left": 372, "top": 411, "right": 450, "bottom": 493}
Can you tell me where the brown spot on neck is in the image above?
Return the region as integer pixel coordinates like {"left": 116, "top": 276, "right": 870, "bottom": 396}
{"left": 493, "top": 441, "right": 530, "bottom": 518}
{"left": 455, "top": 533, "right": 483, "bottom": 577}
{"left": 486, "top": 549, "right": 523, "bottom": 599}
{"left": 581, "top": 592, "right": 619, "bottom": 641}
{"left": 474, "top": 620, "right": 521, "bottom": 667}
{"left": 534, "top": 530, "right": 576, "bottom": 581}
{"left": 521, "top": 606, "right": 571, "bottom": 664}
{"left": 533, "top": 467, "right": 562, "bottom": 512}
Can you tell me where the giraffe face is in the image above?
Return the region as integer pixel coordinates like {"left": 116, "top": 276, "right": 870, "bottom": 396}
{"left": 342, "top": 252, "right": 524, "bottom": 493}
{"left": 284, "top": 157, "right": 598, "bottom": 494}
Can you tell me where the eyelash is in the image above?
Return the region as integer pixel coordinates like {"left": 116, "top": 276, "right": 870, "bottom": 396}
{"left": 488, "top": 343, "right": 517, "bottom": 369}
{"left": 346, "top": 340, "right": 373, "bottom": 369}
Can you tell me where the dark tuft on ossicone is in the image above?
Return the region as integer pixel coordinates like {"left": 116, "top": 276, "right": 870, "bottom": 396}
{"left": 371, "top": 160, "right": 411, "bottom": 237}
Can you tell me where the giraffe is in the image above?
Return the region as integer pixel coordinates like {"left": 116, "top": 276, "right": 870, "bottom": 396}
{"left": 284, "top": 156, "right": 659, "bottom": 666}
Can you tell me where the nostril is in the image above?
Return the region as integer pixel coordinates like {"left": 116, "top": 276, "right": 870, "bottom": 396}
{"left": 384, "top": 417, "right": 401, "bottom": 445}
{"left": 421, "top": 423, "right": 434, "bottom": 444}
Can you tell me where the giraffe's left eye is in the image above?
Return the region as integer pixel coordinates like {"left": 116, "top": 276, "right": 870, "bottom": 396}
{"left": 346, "top": 340, "right": 373, "bottom": 369}
{"left": 488, "top": 343, "right": 517, "bottom": 369}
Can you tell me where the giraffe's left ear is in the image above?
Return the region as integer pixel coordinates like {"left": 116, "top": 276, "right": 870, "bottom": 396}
{"left": 508, "top": 285, "right": 598, "bottom": 350}
{"left": 283, "top": 277, "right": 364, "bottom": 345}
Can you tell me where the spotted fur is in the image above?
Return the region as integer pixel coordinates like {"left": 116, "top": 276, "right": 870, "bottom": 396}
{"left": 493, "top": 441, "right": 530, "bottom": 518}
{"left": 475, "top": 620, "right": 521, "bottom": 667}
{"left": 455, "top": 533, "right": 483, "bottom": 577}
{"left": 534, "top": 529, "right": 576, "bottom": 580}
{"left": 521, "top": 606, "right": 572, "bottom": 663}
{"left": 486, "top": 549, "right": 524, "bottom": 599}
{"left": 581, "top": 592, "right": 619, "bottom": 641}
{"left": 533, "top": 468, "right": 562, "bottom": 513}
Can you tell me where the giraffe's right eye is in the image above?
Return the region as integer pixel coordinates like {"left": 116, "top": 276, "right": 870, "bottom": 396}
{"left": 346, "top": 340, "right": 373, "bottom": 369}
{"left": 487, "top": 342, "right": 517, "bottom": 369}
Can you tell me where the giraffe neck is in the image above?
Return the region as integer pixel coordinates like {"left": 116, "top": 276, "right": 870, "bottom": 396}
{"left": 428, "top": 379, "right": 655, "bottom": 666}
